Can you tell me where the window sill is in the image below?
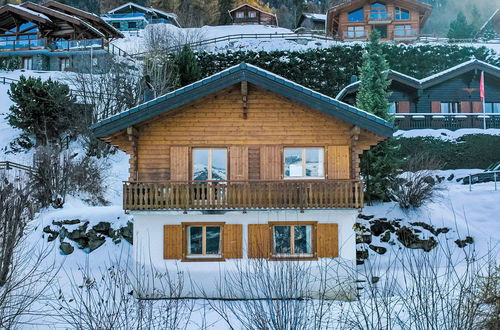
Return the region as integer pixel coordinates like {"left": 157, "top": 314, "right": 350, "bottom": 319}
{"left": 182, "top": 255, "right": 225, "bottom": 262}
{"left": 284, "top": 177, "right": 326, "bottom": 180}
{"left": 269, "top": 254, "right": 317, "bottom": 261}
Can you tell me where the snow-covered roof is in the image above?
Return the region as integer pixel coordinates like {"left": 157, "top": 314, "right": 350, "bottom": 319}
{"left": 229, "top": 3, "right": 276, "bottom": 17}
{"left": 108, "top": 2, "right": 177, "bottom": 19}
{"left": 9, "top": 4, "right": 51, "bottom": 21}
{"left": 336, "top": 59, "right": 500, "bottom": 100}
{"left": 479, "top": 8, "right": 499, "bottom": 32}
{"left": 302, "top": 13, "right": 327, "bottom": 21}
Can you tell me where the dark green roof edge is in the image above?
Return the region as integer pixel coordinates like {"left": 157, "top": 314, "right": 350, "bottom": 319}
{"left": 92, "top": 63, "right": 394, "bottom": 138}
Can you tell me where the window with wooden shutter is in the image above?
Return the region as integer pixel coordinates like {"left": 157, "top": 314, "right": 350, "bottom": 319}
{"left": 229, "top": 146, "right": 248, "bottom": 181}
{"left": 317, "top": 223, "right": 339, "bottom": 258}
{"left": 170, "top": 146, "right": 189, "bottom": 182}
{"left": 164, "top": 225, "right": 182, "bottom": 259}
{"left": 327, "top": 146, "right": 350, "bottom": 179}
{"left": 269, "top": 221, "right": 317, "bottom": 260}
{"left": 260, "top": 146, "right": 281, "bottom": 180}
{"left": 431, "top": 101, "right": 441, "bottom": 113}
{"left": 248, "top": 224, "right": 270, "bottom": 258}
{"left": 223, "top": 224, "right": 243, "bottom": 259}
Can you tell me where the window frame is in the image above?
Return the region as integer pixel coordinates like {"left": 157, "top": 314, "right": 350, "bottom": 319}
{"left": 236, "top": 11, "right": 245, "bottom": 18}
{"left": 248, "top": 11, "right": 257, "bottom": 18}
{"left": 127, "top": 21, "right": 137, "bottom": 30}
{"left": 191, "top": 147, "right": 228, "bottom": 182}
{"left": 347, "top": 8, "right": 364, "bottom": 22}
{"left": 283, "top": 147, "right": 325, "bottom": 180}
{"left": 268, "top": 221, "right": 317, "bottom": 261}
{"left": 394, "top": 7, "right": 410, "bottom": 20}
{"left": 370, "top": 2, "right": 388, "bottom": 20}
{"left": 21, "top": 56, "right": 33, "bottom": 70}
{"left": 485, "top": 102, "right": 500, "bottom": 113}
{"left": 347, "top": 26, "right": 366, "bottom": 38}
{"left": 182, "top": 222, "right": 225, "bottom": 262}
{"left": 58, "top": 57, "right": 70, "bottom": 71}
{"left": 440, "top": 102, "right": 461, "bottom": 113}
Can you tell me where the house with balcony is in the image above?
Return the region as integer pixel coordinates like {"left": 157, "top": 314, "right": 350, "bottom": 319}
{"left": 326, "top": 0, "right": 432, "bottom": 41}
{"left": 92, "top": 63, "right": 393, "bottom": 299}
{"left": 336, "top": 59, "right": 500, "bottom": 130}
{"left": 228, "top": 4, "right": 278, "bottom": 26}
{"left": 101, "top": 2, "right": 180, "bottom": 32}
{"left": 0, "top": 1, "right": 122, "bottom": 72}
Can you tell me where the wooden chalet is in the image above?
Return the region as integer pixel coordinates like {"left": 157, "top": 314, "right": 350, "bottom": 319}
{"left": 297, "top": 13, "right": 327, "bottom": 32}
{"left": 337, "top": 59, "right": 500, "bottom": 130}
{"left": 326, "top": 0, "right": 432, "bottom": 41}
{"left": 93, "top": 63, "right": 392, "bottom": 299}
{"left": 0, "top": 1, "right": 122, "bottom": 71}
{"left": 228, "top": 4, "right": 278, "bottom": 26}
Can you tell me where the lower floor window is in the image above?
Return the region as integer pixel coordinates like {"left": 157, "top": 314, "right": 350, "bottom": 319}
{"left": 271, "top": 222, "right": 315, "bottom": 257}
{"left": 186, "top": 224, "right": 222, "bottom": 257}
{"left": 440, "top": 102, "right": 461, "bottom": 113}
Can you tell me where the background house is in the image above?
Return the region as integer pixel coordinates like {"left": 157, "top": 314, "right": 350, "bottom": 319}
{"left": 228, "top": 4, "right": 278, "bottom": 26}
{"left": 326, "top": 0, "right": 432, "bottom": 41}
{"left": 101, "top": 2, "right": 180, "bottom": 32}
{"left": 0, "top": 1, "right": 122, "bottom": 72}
{"left": 297, "top": 13, "right": 326, "bottom": 33}
{"left": 478, "top": 8, "right": 500, "bottom": 39}
{"left": 93, "top": 63, "right": 392, "bottom": 299}
{"left": 336, "top": 59, "right": 500, "bottom": 130}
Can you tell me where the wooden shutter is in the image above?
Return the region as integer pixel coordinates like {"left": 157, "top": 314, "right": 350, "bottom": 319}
{"left": 248, "top": 224, "right": 270, "bottom": 258}
{"left": 317, "top": 223, "right": 339, "bottom": 258}
{"left": 223, "top": 224, "right": 243, "bottom": 259}
{"left": 248, "top": 147, "right": 260, "bottom": 180}
{"left": 260, "top": 146, "right": 281, "bottom": 180}
{"left": 431, "top": 101, "right": 441, "bottom": 113}
{"left": 229, "top": 146, "right": 248, "bottom": 181}
{"left": 398, "top": 101, "right": 410, "bottom": 113}
{"left": 327, "top": 146, "right": 350, "bottom": 179}
{"left": 472, "top": 101, "right": 483, "bottom": 113}
{"left": 460, "top": 101, "right": 471, "bottom": 113}
{"left": 170, "top": 146, "right": 189, "bottom": 182}
{"left": 163, "top": 225, "right": 182, "bottom": 259}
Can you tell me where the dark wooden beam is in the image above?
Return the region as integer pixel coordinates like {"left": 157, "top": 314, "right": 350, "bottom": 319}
{"left": 241, "top": 81, "right": 248, "bottom": 119}
{"left": 127, "top": 127, "right": 139, "bottom": 182}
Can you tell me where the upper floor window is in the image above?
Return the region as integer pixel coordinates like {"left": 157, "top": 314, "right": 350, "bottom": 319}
{"left": 58, "top": 57, "right": 70, "bottom": 71}
{"left": 347, "top": 8, "right": 364, "bottom": 22}
{"left": 236, "top": 11, "right": 244, "bottom": 18}
{"left": 193, "top": 148, "right": 227, "bottom": 181}
{"left": 284, "top": 147, "right": 324, "bottom": 179}
{"left": 485, "top": 103, "right": 500, "bottom": 113}
{"left": 248, "top": 11, "right": 257, "bottom": 18}
{"left": 128, "top": 21, "right": 137, "bottom": 29}
{"left": 395, "top": 7, "right": 410, "bottom": 20}
{"left": 389, "top": 102, "right": 398, "bottom": 113}
{"left": 370, "top": 2, "right": 387, "bottom": 20}
{"left": 440, "top": 102, "right": 461, "bottom": 113}
{"left": 185, "top": 223, "right": 223, "bottom": 259}
{"left": 271, "top": 222, "right": 315, "bottom": 258}
{"left": 112, "top": 22, "right": 120, "bottom": 29}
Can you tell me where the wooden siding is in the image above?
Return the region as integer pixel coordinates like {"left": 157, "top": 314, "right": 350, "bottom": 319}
{"left": 317, "top": 223, "right": 339, "bottom": 258}
{"left": 170, "top": 146, "right": 189, "bottom": 182}
{"left": 398, "top": 101, "right": 410, "bottom": 113}
{"left": 107, "top": 84, "right": 382, "bottom": 182}
{"left": 164, "top": 225, "right": 182, "bottom": 259}
{"left": 327, "top": 146, "right": 351, "bottom": 179}
{"left": 229, "top": 146, "right": 249, "bottom": 181}
{"left": 248, "top": 224, "right": 270, "bottom": 258}
{"left": 223, "top": 224, "right": 243, "bottom": 258}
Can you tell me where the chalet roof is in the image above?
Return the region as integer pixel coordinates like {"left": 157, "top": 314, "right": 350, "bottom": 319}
{"left": 92, "top": 63, "right": 394, "bottom": 138}
{"left": 229, "top": 4, "right": 276, "bottom": 17}
{"left": 43, "top": 1, "right": 123, "bottom": 39}
{"left": 0, "top": 4, "right": 53, "bottom": 31}
{"left": 106, "top": 2, "right": 180, "bottom": 27}
{"left": 336, "top": 59, "right": 500, "bottom": 99}
{"left": 479, "top": 8, "right": 500, "bottom": 34}
{"left": 300, "top": 13, "right": 327, "bottom": 22}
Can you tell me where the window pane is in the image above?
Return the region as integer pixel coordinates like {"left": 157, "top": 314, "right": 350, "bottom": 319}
{"left": 188, "top": 226, "right": 203, "bottom": 255}
{"left": 205, "top": 226, "right": 221, "bottom": 255}
{"left": 305, "top": 148, "right": 324, "bottom": 177}
{"left": 388, "top": 102, "right": 397, "bottom": 113}
{"left": 348, "top": 8, "right": 364, "bottom": 22}
{"left": 440, "top": 103, "right": 449, "bottom": 113}
{"left": 211, "top": 149, "right": 227, "bottom": 181}
{"left": 274, "top": 226, "right": 291, "bottom": 253}
{"left": 494, "top": 103, "right": 500, "bottom": 113}
{"left": 284, "top": 149, "right": 303, "bottom": 177}
{"left": 294, "top": 226, "right": 312, "bottom": 254}
{"left": 193, "top": 149, "right": 209, "bottom": 181}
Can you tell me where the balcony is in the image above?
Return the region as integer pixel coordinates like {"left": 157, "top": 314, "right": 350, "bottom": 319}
{"left": 124, "top": 180, "right": 364, "bottom": 211}
{"left": 0, "top": 38, "right": 104, "bottom": 52}
{"left": 395, "top": 113, "right": 500, "bottom": 130}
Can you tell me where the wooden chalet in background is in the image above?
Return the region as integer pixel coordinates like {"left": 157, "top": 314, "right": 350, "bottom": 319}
{"left": 228, "top": 4, "right": 278, "bottom": 26}
{"left": 93, "top": 63, "right": 393, "bottom": 299}
{"left": 479, "top": 9, "right": 500, "bottom": 38}
{"left": 297, "top": 13, "right": 327, "bottom": 33}
{"left": 337, "top": 59, "right": 500, "bottom": 130}
{"left": 0, "top": 1, "right": 123, "bottom": 72}
{"left": 326, "top": 0, "right": 432, "bottom": 41}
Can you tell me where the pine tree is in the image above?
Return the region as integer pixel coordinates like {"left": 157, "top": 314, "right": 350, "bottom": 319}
{"left": 356, "top": 30, "right": 401, "bottom": 203}
{"left": 447, "top": 11, "right": 475, "bottom": 40}
{"left": 218, "top": 0, "right": 234, "bottom": 25}
{"left": 174, "top": 45, "right": 201, "bottom": 87}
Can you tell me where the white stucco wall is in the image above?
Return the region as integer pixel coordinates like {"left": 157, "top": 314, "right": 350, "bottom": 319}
{"left": 131, "top": 209, "right": 358, "bottom": 300}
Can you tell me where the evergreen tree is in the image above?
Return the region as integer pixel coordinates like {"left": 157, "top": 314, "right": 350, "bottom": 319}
{"left": 7, "top": 76, "right": 79, "bottom": 147}
{"left": 218, "top": 0, "right": 234, "bottom": 25}
{"left": 356, "top": 30, "right": 391, "bottom": 120}
{"left": 174, "top": 45, "right": 201, "bottom": 87}
{"left": 355, "top": 30, "right": 401, "bottom": 203}
{"left": 447, "top": 11, "right": 475, "bottom": 40}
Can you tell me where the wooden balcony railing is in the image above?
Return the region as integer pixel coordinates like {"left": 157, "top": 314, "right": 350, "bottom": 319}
{"left": 123, "top": 180, "right": 364, "bottom": 211}
{"left": 395, "top": 113, "right": 500, "bottom": 130}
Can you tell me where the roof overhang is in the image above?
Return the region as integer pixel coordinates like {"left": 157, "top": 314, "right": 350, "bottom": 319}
{"left": 93, "top": 63, "right": 394, "bottom": 139}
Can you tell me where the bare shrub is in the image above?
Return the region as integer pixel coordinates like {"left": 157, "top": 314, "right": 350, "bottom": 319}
{"left": 31, "top": 146, "right": 108, "bottom": 208}
{"left": 389, "top": 152, "right": 444, "bottom": 208}
{"left": 143, "top": 24, "right": 204, "bottom": 53}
